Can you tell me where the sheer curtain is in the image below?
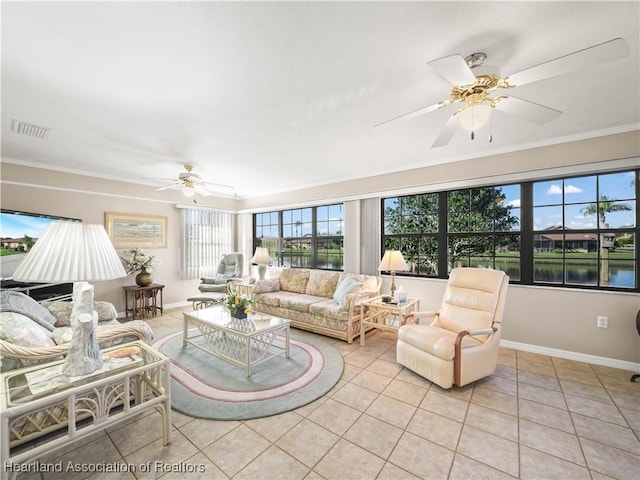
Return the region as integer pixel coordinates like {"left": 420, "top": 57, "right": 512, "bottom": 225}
{"left": 179, "top": 207, "right": 234, "bottom": 280}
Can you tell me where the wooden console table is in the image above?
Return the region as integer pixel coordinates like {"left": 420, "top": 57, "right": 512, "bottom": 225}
{"left": 123, "top": 284, "right": 165, "bottom": 319}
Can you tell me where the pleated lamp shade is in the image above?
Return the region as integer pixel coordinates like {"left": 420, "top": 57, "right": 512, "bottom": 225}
{"left": 12, "top": 222, "right": 127, "bottom": 283}
{"left": 250, "top": 247, "right": 271, "bottom": 265}
{"left": 378, "top": 250, "right": 409, "bottom": 272}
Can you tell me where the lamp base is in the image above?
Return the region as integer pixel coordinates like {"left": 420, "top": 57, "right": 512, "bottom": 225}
{"left": 62, "top": 282, "right": 103, "bottom": 377}
{"left": 258, "top": 264, "right": 267, "bottom": 280}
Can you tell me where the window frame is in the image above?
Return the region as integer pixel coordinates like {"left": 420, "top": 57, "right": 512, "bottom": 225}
{"left": 381, "top": 169, "right": 638, "bottom": 292}
{"left": 253, "top": 203, "right": 344, "bottom": 271}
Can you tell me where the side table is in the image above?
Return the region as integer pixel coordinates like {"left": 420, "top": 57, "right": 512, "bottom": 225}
{"left": 1, "top": 341, "right": 171, "bottom": 473}
{"left": 123, "top": 284, "right": 165, "bottom": 319}
{"left": 360, "top": 295, "right": 420, "bottom": 345}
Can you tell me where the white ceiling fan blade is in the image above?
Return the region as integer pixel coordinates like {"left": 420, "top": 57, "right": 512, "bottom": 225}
{"left": 374, "top": 100, "right": 451, "bottom": 129}
{"left": 155, "top": 182, "right": 181, "bottom": 191}
{"left": 506, "top": 37, "right": 629, "bottom": 87}
{"left": 494, "top": 96, "right": 562, "bottom": 124}
{"left": 194, "top": 185, "right": 212, "bottom": 196}
{"left": 431, "top": 112, "right": 460, "bottom": 148}
{"left": 427, "top": 54, "right": 477, "bottom": 86}
{"left": 202, "top": 181, "right": 234, "bottom": 191}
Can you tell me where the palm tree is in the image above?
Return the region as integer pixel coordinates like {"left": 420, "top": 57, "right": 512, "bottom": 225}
{"left": 581, "top": 195, "right": 632, "bottom": 286}
{"left": 580, "top": 195, "right": 632, "bottom": 227}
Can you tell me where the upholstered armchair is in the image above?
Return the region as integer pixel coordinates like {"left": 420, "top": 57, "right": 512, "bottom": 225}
{"left": 198, "top": 252, "right": 244, "bottom": 293}
{"left": 396, "top": 267, "right": 509, "bottom": 389}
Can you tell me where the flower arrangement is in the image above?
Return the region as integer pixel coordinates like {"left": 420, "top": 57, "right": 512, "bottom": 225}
{"left": 224, "top": 293, "right": 253, "bottom": 317}
{"left": 121, "top": 248, "right": 157, "bottom": 274}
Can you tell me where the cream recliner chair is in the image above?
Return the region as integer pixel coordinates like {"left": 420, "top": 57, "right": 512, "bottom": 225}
{"left": 397, "top": 267, "right": 509, "bottom": 389}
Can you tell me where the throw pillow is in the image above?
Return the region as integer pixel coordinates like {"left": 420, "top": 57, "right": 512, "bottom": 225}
{"left": 0, "top": 290, "right": 57, "bottom": 332}
{"left": 253, "top": 278, "right": 280, "bottom": 294}
{"left": 0, "top": 311, "right": 56, "bottom": 348}
{"left": 333, "top": 277, "right": 361, "bottom": 307}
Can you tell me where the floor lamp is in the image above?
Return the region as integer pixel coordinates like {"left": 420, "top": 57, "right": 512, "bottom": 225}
{"left": 12, "top": 222, "right": 127, "bottom": 376}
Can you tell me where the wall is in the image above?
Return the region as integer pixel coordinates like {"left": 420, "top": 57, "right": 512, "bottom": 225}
{"left": 0, "top": 163, "right": 239, "bottom": 312}
{"left": 235, "top": 131, "right": 640, "bottom": 368}
{"left": 380, "top": 276, "right": 639, "bottom": 368}
{"left": 2, "top": 131, "right": 639, "bottom": 368}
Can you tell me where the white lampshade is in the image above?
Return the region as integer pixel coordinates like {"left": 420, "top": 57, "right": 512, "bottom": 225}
{"left": 12, "top": 222, "right": 127, "bottom": 283}
{"left": 458, "top": 103, "right": 492, "bottom": 130}
{"left": 378, "top": 250, "right": 409, "bottom": 272}
{"left": 251, "top": 247, "right": 271, "bottom": 265}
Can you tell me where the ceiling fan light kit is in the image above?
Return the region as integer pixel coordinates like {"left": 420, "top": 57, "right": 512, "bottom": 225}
{"left": 375, "top": 37, "right": 629, "bottom": 148}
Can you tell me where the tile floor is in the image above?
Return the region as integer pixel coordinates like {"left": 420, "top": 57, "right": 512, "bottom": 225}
{"left": 15, "top": 306, "right": 640, "bottom": 479}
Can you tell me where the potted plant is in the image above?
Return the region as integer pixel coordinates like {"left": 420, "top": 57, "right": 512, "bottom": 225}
{"left": 224, "top": 293, "right": 253, "bottom": 319}
{"left": 122, "top": 248, "right": 157, "bottom": 286}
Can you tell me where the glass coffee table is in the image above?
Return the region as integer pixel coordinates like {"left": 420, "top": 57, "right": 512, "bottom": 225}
{"left": 183, "top": 307, "right": 291, "bottom": 376}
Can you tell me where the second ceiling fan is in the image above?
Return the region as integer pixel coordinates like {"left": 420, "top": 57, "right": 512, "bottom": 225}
{"left": 375, "top": 38, "right": 629, "bottom": 147}
{"left": 154, "top": 164, "right": 233, "bottom": 197}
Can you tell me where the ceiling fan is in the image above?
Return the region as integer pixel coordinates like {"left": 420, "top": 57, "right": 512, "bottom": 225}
{"left": 153, "top": 164, "right": 233, "bottom": 197}
{"left": 375, "top": 38, "right": 629, "bottom": 147}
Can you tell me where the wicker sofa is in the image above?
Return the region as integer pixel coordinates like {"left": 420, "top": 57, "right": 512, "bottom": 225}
{"left": 0, "top": 290, "right": 153, "bottom": 372}
{"left": 252, "top": 268, "right": 381, "bottom": 343}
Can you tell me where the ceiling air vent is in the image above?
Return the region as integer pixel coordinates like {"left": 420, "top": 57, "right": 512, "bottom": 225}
{"left": 12, "top": 119, "right": 51, "bottom": 139}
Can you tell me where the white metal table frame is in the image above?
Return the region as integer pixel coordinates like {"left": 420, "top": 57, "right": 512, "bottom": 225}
{"left": 183, "top": 307, "right": 291, "bottom": 376}
{"left": 360, "top": 295, "right": 420, "bottom": 345}
{"left": 0, "top": 341, "right": 172, "bottom": 476}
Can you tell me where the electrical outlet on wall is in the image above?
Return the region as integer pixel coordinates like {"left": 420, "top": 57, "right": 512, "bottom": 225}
{"left": 597, "top": 316, "right": 608, "bottom": 328}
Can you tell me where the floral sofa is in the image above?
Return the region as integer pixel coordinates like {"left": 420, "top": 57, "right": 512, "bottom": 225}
{"left": 252, "top": 269, "right": 381, "bottom": 343}
{"left": 0, "top": 290, "right": 154, "bottom": 372}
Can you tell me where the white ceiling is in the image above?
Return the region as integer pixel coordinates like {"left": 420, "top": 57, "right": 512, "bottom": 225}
{"left": 2, "top": 1, "right": 639, "bottom": 199}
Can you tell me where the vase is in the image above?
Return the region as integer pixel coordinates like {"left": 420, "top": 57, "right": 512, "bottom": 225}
{"left": 230, "top": 310, "right": 247, "bottom": 319}
{"left": 135, "top": 272, "right": 153, "bottom": 287}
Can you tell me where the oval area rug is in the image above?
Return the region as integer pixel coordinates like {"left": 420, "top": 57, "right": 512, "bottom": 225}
{"left": 152, "top": 328, "right": 344, "bottom": 420}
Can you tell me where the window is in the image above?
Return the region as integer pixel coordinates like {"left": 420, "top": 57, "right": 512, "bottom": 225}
{"left": 533, "top": 171, "right": 636, "bottom": 288}
{"left": 448, "top": 185, "right": 521, "bottom": 281}
{"left": 383, "top": 193, "right": 439, "bottom": 276}
{"left": 254, "top": 203, "right": 344, "bottom": 270}
{"left": 382, "top": 169, "right": 638, "bottom": 291}
{"left": 180, "top": 208, "right": 234, "bottom": 280}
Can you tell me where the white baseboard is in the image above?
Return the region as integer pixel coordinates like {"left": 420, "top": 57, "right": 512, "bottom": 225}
{"left": 500, "top": 340, "right": 640, "bottom": 373}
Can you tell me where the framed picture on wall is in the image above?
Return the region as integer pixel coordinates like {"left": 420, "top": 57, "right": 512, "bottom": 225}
{"left": 105, "top": 212, "right": 167, "bottom": 249}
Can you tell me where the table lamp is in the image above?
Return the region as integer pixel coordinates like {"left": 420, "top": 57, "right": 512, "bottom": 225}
{"left": 250, "top": 246, "right": 271, "bottom": 280}
{"left": 378, "top": 250, "right": 409, "bottom": 298}
{"left": 12, "top": 222, "right": 127, "bottom": 376}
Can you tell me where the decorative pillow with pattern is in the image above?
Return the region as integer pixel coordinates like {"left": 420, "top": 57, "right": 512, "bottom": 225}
{"left": 254, "top": 278, "right": 281, "bottom": 294}
{"left": 0, "top": 311, "right": 56, "bottom": 348}
{"left": 42, "top": 300, "right": 117, "bottom": 327}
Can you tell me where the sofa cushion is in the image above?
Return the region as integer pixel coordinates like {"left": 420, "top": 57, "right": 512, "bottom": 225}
{"left": 309, "top": 299, "right": 348, "bottom": 319}
{"left": 254, "top": 291, "right": 298, "bottom": 307}
{"left": 279, "top": 294, "right": 325, "bottom": 313}
{"left": 305, "top": 270, "right": 340, "bottom": 298}
{"left": 279, "top": 269, "right": 310, "bottom": 294}
{"left": 0, "top": 290, "right": 57, "bottom": 332}
{"left": 0, "top": 311, "right": 56, "bottom": 348}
